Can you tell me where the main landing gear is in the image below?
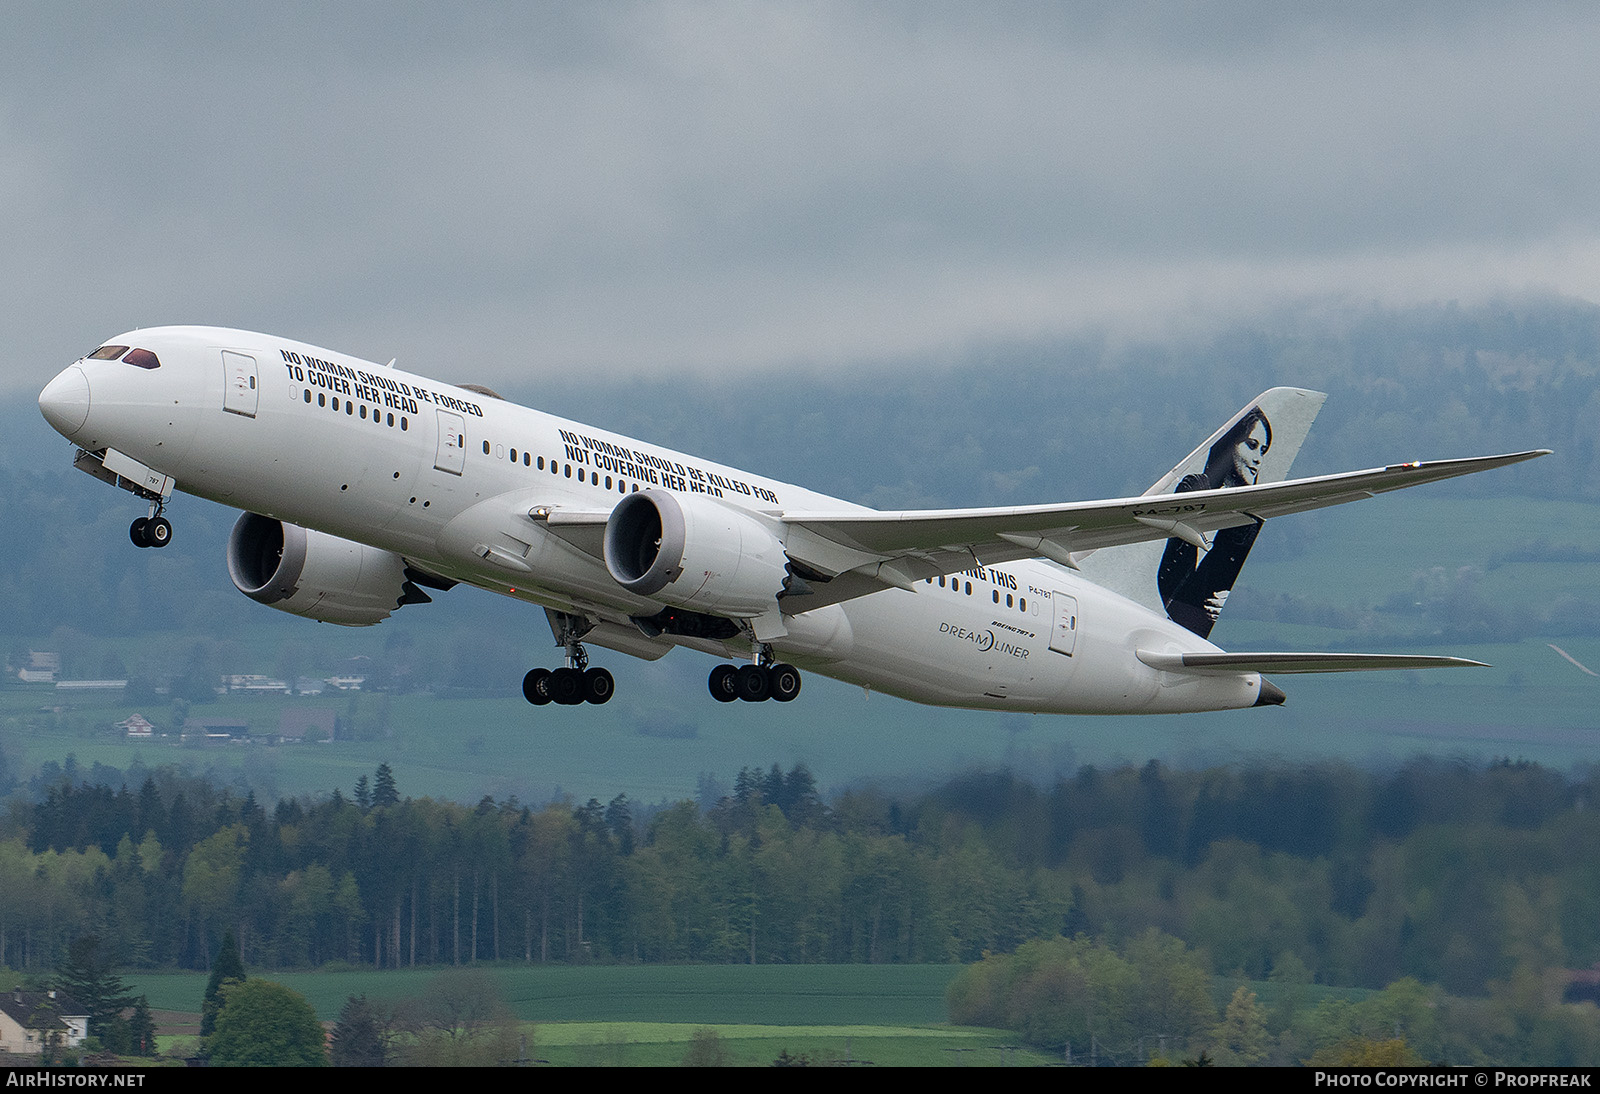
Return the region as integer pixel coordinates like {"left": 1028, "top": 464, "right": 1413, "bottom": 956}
{"left": 523, "top": 664, "right": 613, "bottom": 706}
{"left": 524, "top": 612, "right": 613, "bottom": 706}
{"left": 708, "top": 644, "right": 802, "bottom": 704}
{"left": 130, "top": 501, "right": 173, "bottom": 549}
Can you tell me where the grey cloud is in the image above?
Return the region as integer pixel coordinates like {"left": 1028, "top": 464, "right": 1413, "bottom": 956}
{"left": 5, "top": 2, "right": 1600, "bottom": 389}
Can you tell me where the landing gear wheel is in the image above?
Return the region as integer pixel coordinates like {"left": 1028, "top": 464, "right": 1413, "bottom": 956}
{"left": 708, "top": 664, "right": 738, "bottom": 703}
{"left": 768, "top": 663, "right": 802, "bottom": 703}
{"left": 522, "top": 668, "right": 553, "bottom": 706}
{"left": 735, "top": 664, "right": 771, "bottom": 702}
{"left": 130, "top": 517, "right": 150, "bottom": 548}
{"left": 145, "top": 516, "right": 172, "bottom": 548}
{"left": 549, "top": 666, "right": 585, "bottom": 706}
{"left": 583, "top": 667, "right": 614, "bottom": 705}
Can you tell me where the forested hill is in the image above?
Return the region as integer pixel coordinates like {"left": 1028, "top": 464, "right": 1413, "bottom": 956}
{"left": 9, "top": 756, "right": 1596, "bottom": 993}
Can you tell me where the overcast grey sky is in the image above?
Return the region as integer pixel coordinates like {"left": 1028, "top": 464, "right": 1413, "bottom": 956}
{"left": 6, "top": 1, "right": 1600, "bottom": 392}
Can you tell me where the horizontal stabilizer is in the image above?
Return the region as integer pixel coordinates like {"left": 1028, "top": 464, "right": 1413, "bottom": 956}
{"left": 1136, "top": 650, "right": 1488, "bottom": 675}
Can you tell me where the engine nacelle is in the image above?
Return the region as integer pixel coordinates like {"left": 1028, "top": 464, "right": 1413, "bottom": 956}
{"left": 228, "top": 513, "right": 423, "bottom": 626}
{"left": 603, "top": 490, "right": 789, "bottom": 617}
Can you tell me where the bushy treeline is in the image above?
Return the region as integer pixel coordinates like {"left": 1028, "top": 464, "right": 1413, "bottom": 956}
{"left": 3, "top": 756, "right": 1599, "bottom": 1006}
{"left": 948, "top": 935, "right": 1600, "bottom": 1067}
{"left": 919, "top": 758, "right": 1600, "bottom": 995}
{"left": 947, "top": 931, "right": 1217, "bottom": 1064}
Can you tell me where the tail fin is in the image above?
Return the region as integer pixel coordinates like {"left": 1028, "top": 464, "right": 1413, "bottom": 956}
{"left": 1076, "top": 387, "right": 1326, "bottom": 637}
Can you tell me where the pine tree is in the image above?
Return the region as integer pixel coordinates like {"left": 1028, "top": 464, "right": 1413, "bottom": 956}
{"left": 605, "top": 794, "right": 633, "bottom": 855}
{"left": 330, "top": 995, "right": 388, "bottom": 1066}
{"left": 127, "top": 996, "right": 157, "bottom": 1058}
{"left": 55, "top": 935, "right": 135, "bottom": 1042}
{"left": 200, "top": 929, "right": 246, "bottom": 1040}
{"left": 373, "top": 764, "right": 399, "bottom": 808}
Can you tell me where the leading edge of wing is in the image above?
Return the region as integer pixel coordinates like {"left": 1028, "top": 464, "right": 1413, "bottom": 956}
{"left": 1137, "top": 651, "right": 1489, "bottom": 675}
{"left": 785, "top": 450, "right": 1551, "bottom": 559}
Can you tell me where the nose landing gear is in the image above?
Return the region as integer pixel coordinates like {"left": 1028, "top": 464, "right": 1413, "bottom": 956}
{"left": 130, "top": 503, "right": 173, "bottom": 549}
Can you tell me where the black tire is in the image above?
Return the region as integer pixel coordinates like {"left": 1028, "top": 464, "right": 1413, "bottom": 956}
{"left": 146, "top": 516, "right": 172, "bottom": 548}
{"left": 130, "top": 517, "right": 150, "bottom": 548}
{"left": 583, "top": 667, "right": 614, "bottom": 705}
{"left": 550, "top": 667, "right": 585, "bottom": 706}
{"left": 522, "top": 668, "right": 552, "bottom": 705}
{"left": 708, "top": 664, "right": 738, "bottom": 703}
{"left": 768, "top": 663, "right": 802, "bottom": 702}
{"left": 734, "top": 664, "right": 770, "bottom": 702}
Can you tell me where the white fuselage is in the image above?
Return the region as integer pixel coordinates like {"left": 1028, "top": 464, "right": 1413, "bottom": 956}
{"left": 39, "top": 326, "right": 1262, "bottom": 714}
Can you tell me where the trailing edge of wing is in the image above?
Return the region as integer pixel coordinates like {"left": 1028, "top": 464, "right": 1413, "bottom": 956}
{"left": 1136, "top": 651, "right": 1489, "bottom": 675}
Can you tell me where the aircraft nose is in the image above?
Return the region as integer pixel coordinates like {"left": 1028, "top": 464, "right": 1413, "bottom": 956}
{"left": 39, "top": 365, "right": 91, "bottom": 438}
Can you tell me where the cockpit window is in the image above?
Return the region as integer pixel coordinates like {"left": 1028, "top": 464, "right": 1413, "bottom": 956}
{"left": 122, "top": 348, "right": 161, "bottom": 369}
{"left": 89, "top": 345, "right": 129, "bottom": 360}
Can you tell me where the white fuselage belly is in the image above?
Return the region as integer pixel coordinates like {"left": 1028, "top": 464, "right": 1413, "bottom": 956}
{"left": 53, "top": 327, "right": 1257, "bottom": 715}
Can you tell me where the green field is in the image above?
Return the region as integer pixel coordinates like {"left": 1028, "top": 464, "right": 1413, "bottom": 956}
{"left": 129, "top": 964, "right": 1066, "bottom": 1066}
{"left": 127, "top": 965, "right": 1359, "bottom": 1066}
{"left": 129, "top": 963, "right": 962, "bottom": 1024}
{"left": 527, "top": 1025, "right": 1052, "bottom": 1067}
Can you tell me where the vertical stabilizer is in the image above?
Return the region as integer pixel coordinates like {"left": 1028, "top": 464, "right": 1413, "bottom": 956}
{"left": 1076, "top": 387, "right": 1326, "bottom": 636}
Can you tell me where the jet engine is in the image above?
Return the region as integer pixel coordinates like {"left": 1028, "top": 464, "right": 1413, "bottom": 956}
{"left": 228, "top": 513, "right": 429, "bottom": 626}
{"left": 603, "top": 490, "right": 790, "bottom": 617}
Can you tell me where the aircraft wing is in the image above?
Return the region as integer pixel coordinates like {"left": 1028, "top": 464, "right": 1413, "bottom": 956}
{"left": 779, "top": 450, "right": 1549, "bottom": 603}
{"left": 1135, "top": 651, "right": 1488, "bottom": 674}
